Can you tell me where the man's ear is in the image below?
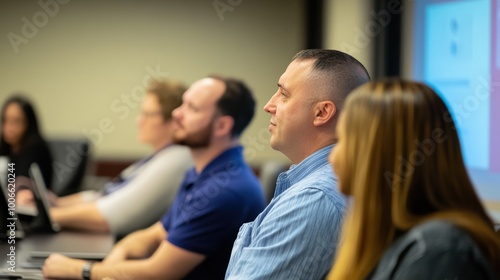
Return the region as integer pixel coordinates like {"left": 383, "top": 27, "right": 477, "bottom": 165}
{"left": 213, "top": 115, "right": 235, "bottom": 137}
{"left": 313, "top": 101, "right": 336, "bottom": 126}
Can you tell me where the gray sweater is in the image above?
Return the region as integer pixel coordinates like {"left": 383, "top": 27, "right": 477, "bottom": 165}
{"left": 97, "top": 145, "right": 193, "bottom": 236}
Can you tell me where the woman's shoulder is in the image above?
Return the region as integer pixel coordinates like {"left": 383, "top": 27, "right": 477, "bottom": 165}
{"left": 371, "top": 220, "right": 497, "bottom": 279}
{"left": 393, "top": 219, "right": 489, "bottom": 259}
{"left": 405, "top": 219, "right": 472, "bottom": 244}
{"left": 153, "top": 144, "right": 193, "bottom": 165}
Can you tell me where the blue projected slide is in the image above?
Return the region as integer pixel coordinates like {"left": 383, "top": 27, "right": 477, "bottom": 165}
{"left": 424, "top": 0, "right": 490, "bottom": 170}
{"left": 412, "top": 0, "right": 500, "bottom": 207}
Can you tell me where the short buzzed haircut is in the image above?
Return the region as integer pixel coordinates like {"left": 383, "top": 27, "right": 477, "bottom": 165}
{"left": 293, "top": 49, "right": 370, "bottom": 111}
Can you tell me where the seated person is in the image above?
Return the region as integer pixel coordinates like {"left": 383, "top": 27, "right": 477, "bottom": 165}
{"left": 328, "top": 80, "right": 500, "bottom": 279}
{"left": 43, "top": 76, "right": 267, "bottom": 280}
{"left": 226, "top": 49, "right": 369, "bottom": 280}
{"left": 50, "top": 80, "right": 193, "bottom": 236}
{"left": 0, "top": 95, "right": 53, "bottom": 196}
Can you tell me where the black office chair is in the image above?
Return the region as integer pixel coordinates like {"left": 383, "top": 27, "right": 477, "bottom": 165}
{"left": 48, "top": 138, "right": 91, "bottom": 196}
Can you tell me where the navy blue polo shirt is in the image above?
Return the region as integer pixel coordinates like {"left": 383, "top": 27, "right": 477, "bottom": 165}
{"left": 161, "top": 146, "right": 266, "bottom": 280}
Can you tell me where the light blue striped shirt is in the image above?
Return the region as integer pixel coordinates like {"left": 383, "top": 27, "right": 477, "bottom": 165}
{"left": 225, "top": 145, "right": 347, "bottom": 280}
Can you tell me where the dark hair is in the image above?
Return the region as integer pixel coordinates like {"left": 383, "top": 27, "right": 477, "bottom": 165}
{"left": 0, "top": 94, "right": 44, "bottom": 155}
{"left": 210, "top": 76, "right": 256, "bottom": 138}
{"left": 146, "top": 79, "right": 186, "bottom": 121}
{"left": 293, "top": 49, "right": 371, "bottom": 111}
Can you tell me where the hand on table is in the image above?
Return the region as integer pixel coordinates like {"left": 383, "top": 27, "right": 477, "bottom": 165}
{"left": 42, "top": 253, "right": 86, "bottom": 279}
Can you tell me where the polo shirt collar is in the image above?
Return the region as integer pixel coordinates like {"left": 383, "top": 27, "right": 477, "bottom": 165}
{"left": 184, "top": 145, "right": 244, "bottom": 187}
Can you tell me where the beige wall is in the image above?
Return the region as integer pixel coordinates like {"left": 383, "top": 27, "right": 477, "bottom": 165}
{"left": 324, "top": 0, "right": 413, "bottom": 78}
{"left": 401, "top": 0, "right": 414, "bottom": 79}
{"left": 0, "top": 0, "right": 388, "bottom": 164}
{"left": 0, "top": 0, "right": 302, "bottom": 163}
{"left": 323, "top": 0, "right": 374, "bottom": 76}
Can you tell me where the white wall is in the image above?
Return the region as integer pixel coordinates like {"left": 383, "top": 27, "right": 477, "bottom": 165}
{"left": 0, "top": 0, "right": 303, "bottom": 163}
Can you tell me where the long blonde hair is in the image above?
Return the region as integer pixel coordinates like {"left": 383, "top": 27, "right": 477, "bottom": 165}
{"left": 328, "top": 80, "right": 500, "bottom": 279}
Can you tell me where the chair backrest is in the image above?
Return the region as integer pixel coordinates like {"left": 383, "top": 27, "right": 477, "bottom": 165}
{"left": 48, "top": 138, "right": 91, "bottom": 196}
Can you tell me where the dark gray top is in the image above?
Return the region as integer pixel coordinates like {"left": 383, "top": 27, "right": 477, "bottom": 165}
{"left": 369, "top": 220, "right": 497, "bottom": 280}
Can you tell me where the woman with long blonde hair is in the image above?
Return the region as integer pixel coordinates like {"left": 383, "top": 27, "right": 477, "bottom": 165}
{"left": 328, "top": 80, "right": 500, "bottom": 279}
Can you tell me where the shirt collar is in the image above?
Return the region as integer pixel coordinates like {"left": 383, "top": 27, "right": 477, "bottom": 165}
{"left": 184, "top": 145, "right": 244, "bottom": 187}
{"left": 275, "top": 144, "right": 334, "bottom": 196}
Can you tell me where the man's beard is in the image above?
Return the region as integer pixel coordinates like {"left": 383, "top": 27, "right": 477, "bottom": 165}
{"left": 173, "top": 120, "right": 213, "bottom": 148}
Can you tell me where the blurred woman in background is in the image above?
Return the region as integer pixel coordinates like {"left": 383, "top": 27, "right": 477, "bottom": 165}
{"left": 328, "top": 80, "right": 500, "bottom": 279}
{"left": 51, "top": 79, "right": 193, "bottom": 236}
{"left": 0, "top": 95, "right": 53, "bottom": 198}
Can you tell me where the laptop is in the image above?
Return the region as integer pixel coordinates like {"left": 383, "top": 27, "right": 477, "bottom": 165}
{"left": 30, "top": 163, "right": 114, "bottom": 252}
{"left": 27, "top": 163, "right": 60, "bottom": 233}
{"left": 0, "top": 164, "right": 113, "bottom": 279}
{"left": 24, "top": 163, "right": 110, "bottom": 259}
{"left": 0, "top": 162, "right": 58, "bottom": 241}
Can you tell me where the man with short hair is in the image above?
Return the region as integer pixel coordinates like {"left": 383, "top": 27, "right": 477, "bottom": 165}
{"left": 225, "top": 49, "right": 371, "bottom": 280}
{"left": 43, "top": 76, "right": 266, "bottom": 280}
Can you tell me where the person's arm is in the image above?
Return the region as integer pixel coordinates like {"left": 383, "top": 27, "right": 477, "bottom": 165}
{"left": 98, "top": 241, "right": 204, "bottom": 280}
{"left": 226, "top": 188, "right": 345, "bottom": 280}
{"left": 50, "top": 203, "right": 109, "bottom": 233}
{"left": 56, "top": 191, "right": 97, "bottom": 207}
{"left": 43, "top": 236, "right": 206, "bottom": 280}
{"left": 16, "top": 189, "right": 35, "bottom": 206}
{"left": 14, "top": 176, "right": 35, "bottom": 206}
{"left": 50, "top": 147, "right": 191, "bottom": 234}
{"left": 104, "top": 222, "right": 166, "bottom": 263}
{"left": 56, "top": 192, "right": 84, "bottom": 206}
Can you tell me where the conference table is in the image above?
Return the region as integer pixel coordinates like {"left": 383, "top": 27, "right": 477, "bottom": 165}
{"left": 0, "top": 230, "right": 114, "bottom": 279}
